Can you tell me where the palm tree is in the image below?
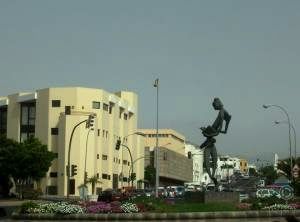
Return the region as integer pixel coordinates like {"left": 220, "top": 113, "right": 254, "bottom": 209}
{"left": 87, "top": 175, "right": 102, "bottom": 195}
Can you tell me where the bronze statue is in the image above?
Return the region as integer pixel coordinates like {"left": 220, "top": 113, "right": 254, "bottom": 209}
{"left": 200, "top": 98, "right": 231, "bottom": 186}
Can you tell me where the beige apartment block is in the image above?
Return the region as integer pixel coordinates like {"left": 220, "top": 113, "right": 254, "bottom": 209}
{"left": 239, "top": 159, "right": 248, "bottom": 174}
{"left": 139, "top": 129, "right": 185, "bottom": 155}
{"left": 0, "top": 87, "right": 144, "bottom": 197}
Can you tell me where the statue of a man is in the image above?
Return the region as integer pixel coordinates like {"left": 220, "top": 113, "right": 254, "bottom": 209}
{"left": 200, "top": 98, "right": 231, "bottom": 186}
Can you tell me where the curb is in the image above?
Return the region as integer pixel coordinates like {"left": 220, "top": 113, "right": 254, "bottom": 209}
{"left": 11, "top": 210, "right": 300, "bottom": 220}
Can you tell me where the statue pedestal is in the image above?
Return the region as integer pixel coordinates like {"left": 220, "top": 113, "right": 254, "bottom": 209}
{"left": 204, "top": 191, "right": 239, "bottom": 204}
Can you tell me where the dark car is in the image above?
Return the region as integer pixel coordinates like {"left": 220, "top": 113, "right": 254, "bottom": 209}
{"left": 131, "top": 189, "right": 146, "bottom": 198}
{"left": 97, "top": 189, "right": 127, "bottom": 202}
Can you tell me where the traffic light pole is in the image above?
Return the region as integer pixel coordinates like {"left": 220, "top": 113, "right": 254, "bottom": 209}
{"left": 67, "top": 119, "right": 88, "bottom": 198}
{"left": 84, "top": 128, "right": 93, "bottom": 185}
{"left": 120, "top": 143, "right": 134, "bottom": 187}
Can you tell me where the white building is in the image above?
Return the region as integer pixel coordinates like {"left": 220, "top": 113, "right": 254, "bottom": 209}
{"left": 185, "top": 142, "right": 202, "bottom": 185}
{"left": 216, "top": 155, "right": 242, "bottom": 182}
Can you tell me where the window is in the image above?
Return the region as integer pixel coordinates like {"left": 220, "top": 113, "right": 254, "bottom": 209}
{"left": 50, "top": 172, "right": 57, "bottom": 178}
{"left": 98, "top": 129, "right": 100, "bottom": 136}
{"left": 51, "top": 128, "right": 58, "bottom": 135}
{"left": 65, "top": 106, "right": 71, "bottom": 115}
{"left": 69, "top": 179, "right": 75, "bottom": 195}
{"left": 92, "top": 101, "right": 101, "bottom": 109}
{"left": 163, "top": 152, "right": 167, "bottom": 160}
{"left": 102, "top": 130, "right": 105, "bottom": 137}
{"left": 109, "top": 104, "right": 113, "bottom": 114}
{"left": 52, "top": 100, "right": 61, "bottom": 107}
{"left": 0, "top": 106, "right": 7, "bottom": 135}
{"left": 124, "top": 113, "right": 128, "bottom": 120}
{"left": 97, "top": 173, "right": 99, "bottom": 178}
{"left": 106, "top": 131, "right": 108, "bottom": 138}
{"left": 128, "top": 162, "right": 130, "bottom": 166}
{"left": 102, "top": 155, "right": 108, "bottom": 160}
{"left": 103, "top": 103, "right": 109, "bottom": 111}
{"left": 123, "top": 160, "right": 127, "bottom": 165}
{"left": 102, "top": 174, "right": 108, "bottom": 179}
{"left": 118, "top": 159, "right": 120, "bottom": 164}
{"left": 97, "top": 154, "right": 99, "bottom": 159}
{"left": 20, "top": 102, "right": 36, "bottom": 142}
{"left": 119, "top": 107, "right": 124, "bottom": 119}
{"left": 123, "top": 177, "right": 127, "bottom": 182}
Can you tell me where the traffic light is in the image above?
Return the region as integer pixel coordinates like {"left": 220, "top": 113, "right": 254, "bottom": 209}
{"left": 115, "top": 139, "right": 121, "bottom": 150}
{"left": 86, "top": 114, "right": 95, "bottom": 129}
{"left": 188, "top": 151, "right": 192, "bottom": 159}
{"left": 71, "top": 164, "right": 78, "bottom": 177}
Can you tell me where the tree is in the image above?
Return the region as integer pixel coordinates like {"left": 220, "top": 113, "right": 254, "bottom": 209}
{"left": 144, "top": 165, "right": 156, "bottom": 187}
{"left": 87, "top": 175, "right": 102, "bottom": 195}
{"left": 259, "top": 165, "right": 278, "bottom": 185}
{"left": 0, "top": 136, "right": 55, "bottom": 199}
{"left": 0, "top": 135, "right": 19, "bottom": 197}
{"left": 249, "top": 168, "right": 258, "bottom": 177}
{"left": 128, "top": 172, "right": 136, "bottom": 186}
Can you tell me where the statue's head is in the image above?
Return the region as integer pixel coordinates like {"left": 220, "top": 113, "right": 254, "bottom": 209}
{"left": 212, "top": 97, "right": 223, "bottom": 110}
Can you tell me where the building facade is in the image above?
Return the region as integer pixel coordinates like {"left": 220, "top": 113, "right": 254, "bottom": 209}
{"left": 141, "top": 129, "right": 192, "bottom": 186}
{"left": 139, "top": 129, "right": 185, "bottom": 155}
{"left": 185, "top": 142, "right": 204, "bottom": 185}
{"left": 0, "top": 87, "right": 144, "bottom": 197}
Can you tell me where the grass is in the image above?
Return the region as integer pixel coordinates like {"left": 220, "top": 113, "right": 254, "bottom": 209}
{"left": 131, "top": 197, "right": 237, "bottom": 213}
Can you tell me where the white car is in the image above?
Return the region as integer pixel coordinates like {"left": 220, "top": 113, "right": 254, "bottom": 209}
{"left": 256, "top": 188, "right": 281, "bottom": 199}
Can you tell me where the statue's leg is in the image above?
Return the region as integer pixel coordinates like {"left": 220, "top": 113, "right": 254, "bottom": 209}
{"left": 211, "top": 144, "right": 218, "bottom": 178}
{"left": 204, "top": 146, "right": 214, "bottom": 182}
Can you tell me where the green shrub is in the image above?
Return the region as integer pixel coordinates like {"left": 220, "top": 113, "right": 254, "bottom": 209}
{"left": 20, "top": 201, "right": 39, "bottom": 213}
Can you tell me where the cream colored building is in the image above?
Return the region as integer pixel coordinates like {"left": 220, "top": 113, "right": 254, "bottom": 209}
{"left": 140, "top": 129, "right": 192, "bottom": 186}
{"left": 139, "top": 129, "right": 185, "bottom": 155}
{"left": 0, "top": 87, "right": 144, "bottom": 197}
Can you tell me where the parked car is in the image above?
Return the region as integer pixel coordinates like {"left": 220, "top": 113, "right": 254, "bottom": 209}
{"left": 239, "top": 191, "right": 250, "bottom": 202}
{"left": 174, "top": 186, "right": 185, "bottom": 197}
{"left": 256, "top": 188, "right": 281, "bottom": 199}
{"left": 97, "top": 189, "right": 127, "bottom": 202}
{"left": 185, "top": 185, "right": 196, "bottom": 192}
{"left": 158, "top": 187, "right": 167, "bottom": 197}
{"left": 205, "top": 183, "right": 215, "bottom": 191}
{"left": 144, "top": 188, "right": 155, "bottom": 197}
{"left": 131, "top": 189, "right": 146, "bottom": 198}
{"left": 167, "top": 186, "right": 185, "bottom": 197}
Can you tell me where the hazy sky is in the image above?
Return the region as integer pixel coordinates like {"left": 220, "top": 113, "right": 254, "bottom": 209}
{"left": 1, "top": 0, "right": 300, "bottom": 163}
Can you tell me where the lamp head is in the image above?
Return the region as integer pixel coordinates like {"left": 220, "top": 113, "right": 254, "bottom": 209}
{"left": 263, "top": 104, "right": 270, "bottom": 109}
{"left": 135, "top": 132, "right": 146, "bottom": 137}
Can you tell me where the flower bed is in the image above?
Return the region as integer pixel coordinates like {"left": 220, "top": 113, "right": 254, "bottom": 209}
{"left": 20, "top": 200, "right": 140, "bottom": 215}
{"left": 21, "top": 201, "right": 85, "bottom": 214}
{"left": 263, "top": 204, "right": 296, "bottom": 211}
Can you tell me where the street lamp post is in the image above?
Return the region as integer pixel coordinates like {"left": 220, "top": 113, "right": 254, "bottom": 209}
{"left": 67, "top": 119, "right": 88, "bottom": 198}
{"left": 275, "top": 120, "right": 297, "bottom": 161}
{"left": 153, "top": 78, "right": 159, "bottom": 198}
{"left": 67, "top": 114, "right": 95, "bottom": 198}
{"left": 263, "top": 104, "right": 293, "bottom": 180}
